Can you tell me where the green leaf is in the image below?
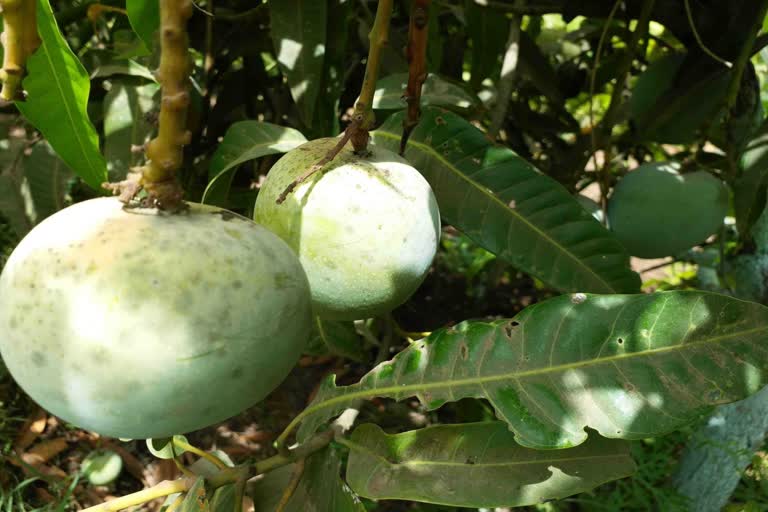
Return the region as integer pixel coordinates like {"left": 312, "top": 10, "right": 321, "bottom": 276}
{"left": 103, "top": 83, "right": 159, "bottom": 179}
{"left": 146, "top": 435, "right": 188, "bottom": 460}
{"left": 294, "top": 291, "right": 768, "bottom": 449}
{"left": 466, "top": 2, "right": 508, "bottom": 89}
{"left": 345, "top": 422, "right": 635, "bottom": 508}
{"left": 90, "top": 59, "right": 157, "bottom": 82}
{"left": 630, "top": 53, "right": 731, "bottom": 145}
{"left": 17, "top": 0, "right": 107, "bottom": 191}
{"left": 126, "top": 0, "right": 160, "bottom": 52}
{"left": 269, "top": 0, "right": 327, "bottom": 126}
{"left": 23, "top": 141, "right": 72, "bottom": 222}
{"left": 0, "top": 138, "right": 35, "bottom": 239}
{"left": 0, "top": 138, "right": 70, "bottom": 239}
{"left": 250, "top": 447, "right": 364, "bottom": 512}
{"left": 373, "top": 73, "right": 479, "bottom": 111}
{"left": 305, "top": 317, "right": 365, "bottom": 362}
{"left": 372, "top": 108, "right": 640, "bottom": 294}
{"left": 735, "top": 123, "right": 768, "bottom": 240}
{"left": 518, "top": 30, "right": 565, "bottom": 107}
{"left": 202, "top": 121, "right": 307, "bottom": 207}
{"left": 180, "top": 476, "right": 209, "bottom": 512}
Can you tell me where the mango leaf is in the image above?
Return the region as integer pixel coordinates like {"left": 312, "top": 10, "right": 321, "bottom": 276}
{"left": 372, "top": 108, "right": 640, "bottom": 294}
{"left": 180, "top": 476, "right": 209, "bottom": 512}
{"left": 90, "top": 59, "right": 156, "bottom": 82}
{"left": 103, "top": 83, "right": 159, "bottom": 179}
{"left": 269, "top": 0, "right": 327, "bottom": 126}
{"left": 466, "top": 2, "right": 508, "bottom": 90}
{"left": 373, "top": 73, "right": 479, "bottom": 111}
{"left": 305, "top": 317, "right": 366, "bottom": 362}
{"left": 518, "top": 30, "right": 565, "bottom": 107}
{"left": 202, "top": 121, "right": 307, "bottom": 207}
{"left": 126, "top": 0, "right": 160, "bottom": 52}
{"left": 292, "top": 291, "right": 768, "bottom": 449}
{"left": 16, "top": 0, "right": 107, "bottom": 191}
{"left": 345, "top": 422, "right": 635, "bottom": 508}
{"left": 23, "top": 141, "right": 72, "bottom": 222}
{"left": 0, "top": 138, "right": 33, "bottom": 238}
{"left": 630, "top": 54, "right": 731, "bottom": 145}
{"left": 735, "top": 123, "right": 768, "bottom": 240}
{"left": 250, "top": 446, "right": 364, "bottom": 512}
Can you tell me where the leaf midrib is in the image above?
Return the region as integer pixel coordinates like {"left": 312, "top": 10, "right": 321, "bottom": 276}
{"left": 373, "top": 129, "right": 617, "bottom": 293}
{"left": 304, "top": 324, "right": 768, "bottom": 419}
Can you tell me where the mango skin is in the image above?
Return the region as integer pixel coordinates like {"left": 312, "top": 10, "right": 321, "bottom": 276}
{"left": 254, "top": 138, "right": 441, "bottom": 320}
{"left": 607, "top": 162, "right": 729, "bottom": 258}
{"left": 0, "top": 198, "right": 312, "bottom": 439}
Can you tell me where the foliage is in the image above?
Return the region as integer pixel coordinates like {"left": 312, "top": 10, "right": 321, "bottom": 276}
{"left": 1, "top": 0, "right": 768, "bottom": 511}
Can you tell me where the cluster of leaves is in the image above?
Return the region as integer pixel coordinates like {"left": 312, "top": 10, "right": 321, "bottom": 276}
{"left": 3, "top": 0, "right": 768, "bottom": 511}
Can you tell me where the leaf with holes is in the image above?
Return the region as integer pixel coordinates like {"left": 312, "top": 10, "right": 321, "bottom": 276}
{"left": 345, "top": 422, "right": 635, "bottom": 508}
{"left": 371, "top": 108, "right": 639, "bottom": 294}
{"left": 203, "top": 121, "right": 307, "bottom": 207}
{"left": 16, "top": 0, "right": 107, "bottom": 191}
{"left": 289, "top": 291, "right": 768, "bottom": 449}
{"left": 269, "top": 0, "right": 327, "bottom": 126}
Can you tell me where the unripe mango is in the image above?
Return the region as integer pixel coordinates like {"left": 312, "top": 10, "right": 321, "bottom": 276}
{"left": 254, "top": 138, "right": 440, "bottom": 320}
{"left": 0, "top": 198, "right": 311, "bottom": 439}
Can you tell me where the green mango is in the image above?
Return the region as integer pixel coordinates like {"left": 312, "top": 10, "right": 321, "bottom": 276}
{"left": 0, "top": 198, "right": 312, "bottom": 439}
{"left": 607, "top": 162, "right": 729, "bottom": 258}
{"left": 255, "top": 138, "right": 441, "bottom": 321}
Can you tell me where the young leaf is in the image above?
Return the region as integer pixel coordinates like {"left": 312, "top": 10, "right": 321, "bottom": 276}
{"left": 17, "top": 0, "right": 107, "bottom": 191}
{"left": 250, "top": 447, "right": 364, "bottom": 512}
{"left": 372, "top": 108, "right": 640, "bottom": 294}
{"left": 269, "top": 0, "right": 327, "bottom": 127}
{"left": 203, "top": 121, "right": 307, "bottom": 207}
{"left": 126, "top": 0, "right": 160, "bottom": 52}
{"left": 345, "top": 422, "right": 635, "bottom": 508}
{"left": 373, "top": 73, "right": 479, "bottom": 111}
{"left": 292, "top": 291, "right": 768, "bottom": 449}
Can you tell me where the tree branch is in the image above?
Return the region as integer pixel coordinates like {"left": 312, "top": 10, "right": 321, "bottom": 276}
{"left": 400, "top": 0, "right": 431, "bottom": 155}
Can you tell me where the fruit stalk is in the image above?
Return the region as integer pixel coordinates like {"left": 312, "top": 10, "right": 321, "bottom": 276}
{"left": 400, "top": 0, "right": 431, "bottom": 155}
{"left": 139, "top": 0, "right": 193, "bottom": 209}
{"left": 350, "top": 0, "right": 393, "bottom": 152}
{"left": 0, "top": 0, "right": 28, "bottom": 101}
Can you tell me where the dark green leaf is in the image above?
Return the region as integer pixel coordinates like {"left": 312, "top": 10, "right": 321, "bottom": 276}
{"left": 295, "top": 291, "right": 768, "bottom": 449}
{"left": 630, "top": 54, "right": 730, "bottom": 145}
{"left": 126, "top": 0, "right": 160, "bottom": 52}
{"left": 17, "top": 0, "right": 107, "bottom": 191}
{"left": 373, "top": 73, "right": 478, "bottom": 111}
{"left": 23, "top": 141, "right": 72, "bottom": 222}
{"left": 735, "top": 123, "right": 768, "bottom": 239}
{"left": 372, "top": 108, "right": 639, "bottom": 294}
{"left": 203, "top": 121, "right": 307, "bottom": 207}
{"left": 305, "top": 317, "right": 365, "bottom": 362}
{"left": 345, "top": 422, "right": 635, "bottom": 508}
{"left": 518, "top": 30, "right": 564, "bottom": 106}
{"left": 0, "top": 138, "right": 33, "bottom": 238}
{"left": 103, "top": 83, "right": 159, "bottom": 179}
{"left": 269, "top": 0, "right": 327, "bottom": 126}
{"left": 466, "top": 2, "right": 508, "bottom": 89}
{"left": 250, "top": 447, "right": 364, "bottom": 512}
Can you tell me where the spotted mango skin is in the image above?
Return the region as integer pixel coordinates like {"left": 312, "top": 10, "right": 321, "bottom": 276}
{"left": 254, "top": 138, "right": 441, "bottom": 320}
{"left": 0, "top": 197, "right": 312, "bottom": 439}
